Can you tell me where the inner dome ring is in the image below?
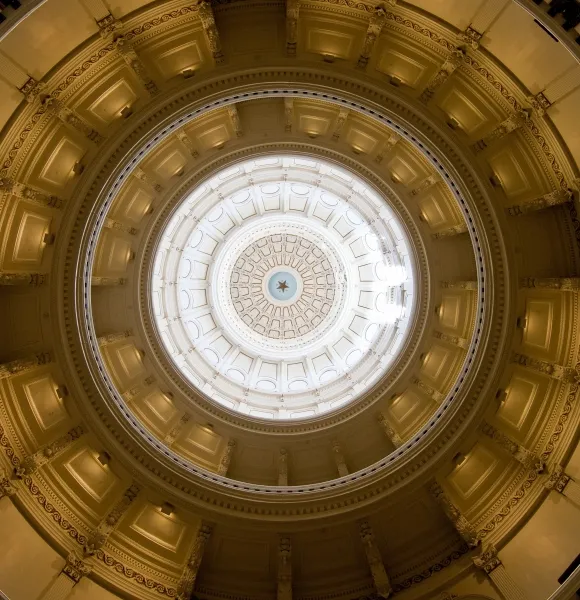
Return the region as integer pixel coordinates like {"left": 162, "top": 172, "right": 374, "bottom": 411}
{"left": 153, "top": 156, "right": 416, "bottom": 419}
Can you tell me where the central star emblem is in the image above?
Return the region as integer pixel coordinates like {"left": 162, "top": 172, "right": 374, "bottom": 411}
{"left": 277, "top": 280, "right": 289, "bottom": 293}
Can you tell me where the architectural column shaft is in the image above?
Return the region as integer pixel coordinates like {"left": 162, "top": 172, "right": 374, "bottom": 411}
{"left": 133, "top": 167, "right": 163, "bottom": 193}
{"left": 0, "top": 352, "right": 51, "bottom": 379}
{"left": 227, "top": 105, "right": 243, "bottom": 138}
{"left": 284, "top": 98, "right": 294, "bottom": 132}
{"left": 474, "top": 545, "right": 526, "bottom": 600}
{"left": 359, "top": 520, "right": 392, "bottom": 598}
{"left": 104, "top": 218, "right": 137, "bottom": 235}
{"left": 375, "top": 133, "right": 401, "bottom": 164}
{"left": 286, "top": 0, "right": 299, "bottom": 56}
{"left": 41, "top": 573, "right": 75, "bottom": 600}
{"left": 123, "top": 376, "right": 156, "bottom": 402}
{"left": 331, "top": 108, "right": 349, "bottom": 141}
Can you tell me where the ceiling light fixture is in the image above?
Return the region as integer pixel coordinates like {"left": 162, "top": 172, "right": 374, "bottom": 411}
{"left": 120, "top": 105, "right": 133, "bottom": 119}
{"left": 182, "top": 68, "right": 195, "bottom": 79}
{"left": 97, "top": 451, "right": 111, "bottom": 466}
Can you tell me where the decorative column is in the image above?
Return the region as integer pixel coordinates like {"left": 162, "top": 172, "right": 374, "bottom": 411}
{"left": 331, "top": 440, "right": 349, "bottom": 477}
{"left": 0, "top": 467, "right": 17, "bottom": 499}
{"left": 411, "top": 377, "right": 444, "bottom": 403}
{"left": 278, "top": 448, "right": 289, "bottom": 486}
{"left": 544, "top": 465, "right": 580, "bottom": 507}
{"left": 0, "top": 178, "right": 63, "bottom": 209}
{"left": 331, "top": 108, "right": 349, "bottom": 141}
{"left": 519, "top": 277, "right": 580, "bottom": 291}
{"left": 198, "top": 0, "right": 224, "bottom": 64}
{"left": 459, "top": 25, "right": 482, "bottom": 50}
{"left": 511, "top": 353, "right": 578, "bottom": 384}
{"left": 84, "top": 484, "right": 141, "bottom": 555}
{"left": 114, "top": 35, "right": 159, "bottom": 96}
{"left": 375, "top": 133, "right": 401, "bottom": 164}
{"left": 91, "top": 277, "right": 126, "bottom": 286}
{"left": 19, "top": 76, "right": 47, "bottom": 104}
{"left": 428, "top": 480, "right": 480, "bottom": 547}
{"left": 440, "top": 280, "right": 477, "bottom": 290}
{"left": 0, "top": 352, "right": 51, "bottom": 379}
{"left": 103, "top": 218, "right": 137, "bottom": 235}
{"left": 122, "top": 376, "right": 156, "bottom": 402}
{"left": 97, "top": 330, "right": 132, "bottom": 347}
{"left": 41, "top": 97, "right": 103, "bottom": 144}
{"left": 286, "top": 0, "right": 300, "bottom": 56}
{"left": 433, "top": 330, "right": 469, "bottom": 349}
{"left": 419, "top": 48, "right": 465, "bottom": 103}
{"left": 409, "top": 175, "right": 439, "bottom": 196}
{"left": 359, "top": 520, "right": 392, "bottom": 598}
{"left": 133, "top": 167, "right": 163, "bottom": 193}
{"left": 480, "top": 421, "right": 544, "bottom": 471}
{"left": 284, "top": 98, "right": 294, "bottom": 132}
{"left": 41, "top": 552, "right": 92, "bottom": 600}
{"left": 376, "top": 413, "right": 402, "bottom": 447}
{"left": 357, "top": 4, "right": 389, "bottom": 69}
{"left": 176, "top": 521, "right": 213, "bottom": 600}
{"left": 473, "top": 545, "right": 526, "bottom": 600}
{"left": 0, "top": 272, "right": 46, "bottom": 286}
{"left": 506, "top": 189, "right": 572, "bottom": 216}
{"left": 176, "top": 131, "right": 199, "bottom": 158}
{"left": 277, "top": 537, "right": 292, "bottom": 600}
{"left": 217, "top": 439, "right": 236, "bottom": 476}
{"left": 163, "top": 412, "right": 191, "bottom": 447}
{"left": 14, "top": 426, "right": 85, "bottom": 478}
{"left": 432, "top": 224, "right": 468, "bottom": 239}
{"left": 227, "top": 105, "right": 243, "bottom": 138}
{"left": 472, "top": 109, "right": 531, "bottom": 153}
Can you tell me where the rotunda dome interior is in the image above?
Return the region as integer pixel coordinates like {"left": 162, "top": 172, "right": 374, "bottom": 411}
{"left": 0, "top": 1, "right": 579, "bottom": 600}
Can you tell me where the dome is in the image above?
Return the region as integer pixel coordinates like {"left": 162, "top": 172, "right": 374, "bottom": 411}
{"left": 0, "top": 1, "right": 579, "bottom": 600}
{"left": 152, "top": 156, "right": 415, "bottom": 418}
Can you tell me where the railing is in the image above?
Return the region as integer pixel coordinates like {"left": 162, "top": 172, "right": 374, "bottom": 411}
{"left": 0, "top": 0, "right": 47, "bottom": 41}
{"left": 549, "top": 565, "right": 580, "bottom": 600}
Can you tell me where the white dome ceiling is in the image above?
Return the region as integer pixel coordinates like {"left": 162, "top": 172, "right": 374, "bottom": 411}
{"left": 152, "top": 155, "right": 415, "bottom": 419}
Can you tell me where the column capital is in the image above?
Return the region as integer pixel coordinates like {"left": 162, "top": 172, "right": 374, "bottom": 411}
{"left": 472, "top": 544, "right": 501, "bottom": 574}
{"left": 459, "top": 25, "right": 483, "bottom": 50}
{"left": 0, "top": 272, "right": 47, "bottom": 286}
{"left": 0, "top": 352, "right": 52, "bottom": 379}
{"left": 63, "top": 551, "right": 92, "bottom": 583}
{"left": 544, "top": 465, "right": 571, "bottom": 494}
{"left": 277, "top": 536, "right": 292, "bottom": 600}
{"left": 432, "top": 223, "right": 468, "bottom": 239}
{"left": 519, "top": 277, "right": 580, "bottom": 291}
{"left": 357, "top": 4, "right": 388, "bottom": 69}
{"left": 376, "top": 412, "right": 403, "bottom": 447}
{"left": 278, "top": 448, "right": 289, "bottom": 486}
{"left": 177, "top": 521, "right": 213, "bottom": 600}
{"left": 18, "top": 76, "right": 47, "bottom": 104}
{"left": 0, "top": 467, "right": 18, "bottom": 498}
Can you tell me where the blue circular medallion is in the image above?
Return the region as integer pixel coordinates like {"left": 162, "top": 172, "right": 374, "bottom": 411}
{"left": 268, "top": 271, "right": 298, "bottom": 301}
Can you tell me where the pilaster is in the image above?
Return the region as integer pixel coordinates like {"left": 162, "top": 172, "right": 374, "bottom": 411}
{"left": 473, "top": 545, "right": 526, "bottom": 600}
{"left": 0, "top": 352, "right": 52, "bottom": 379}
{"left": 359, "top": 520, "right": 392, "bottom": 598}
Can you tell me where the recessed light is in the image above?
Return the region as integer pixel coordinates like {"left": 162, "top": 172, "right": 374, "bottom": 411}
{"left": 160, "top": 502, "right": 175, "bottom": 516}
